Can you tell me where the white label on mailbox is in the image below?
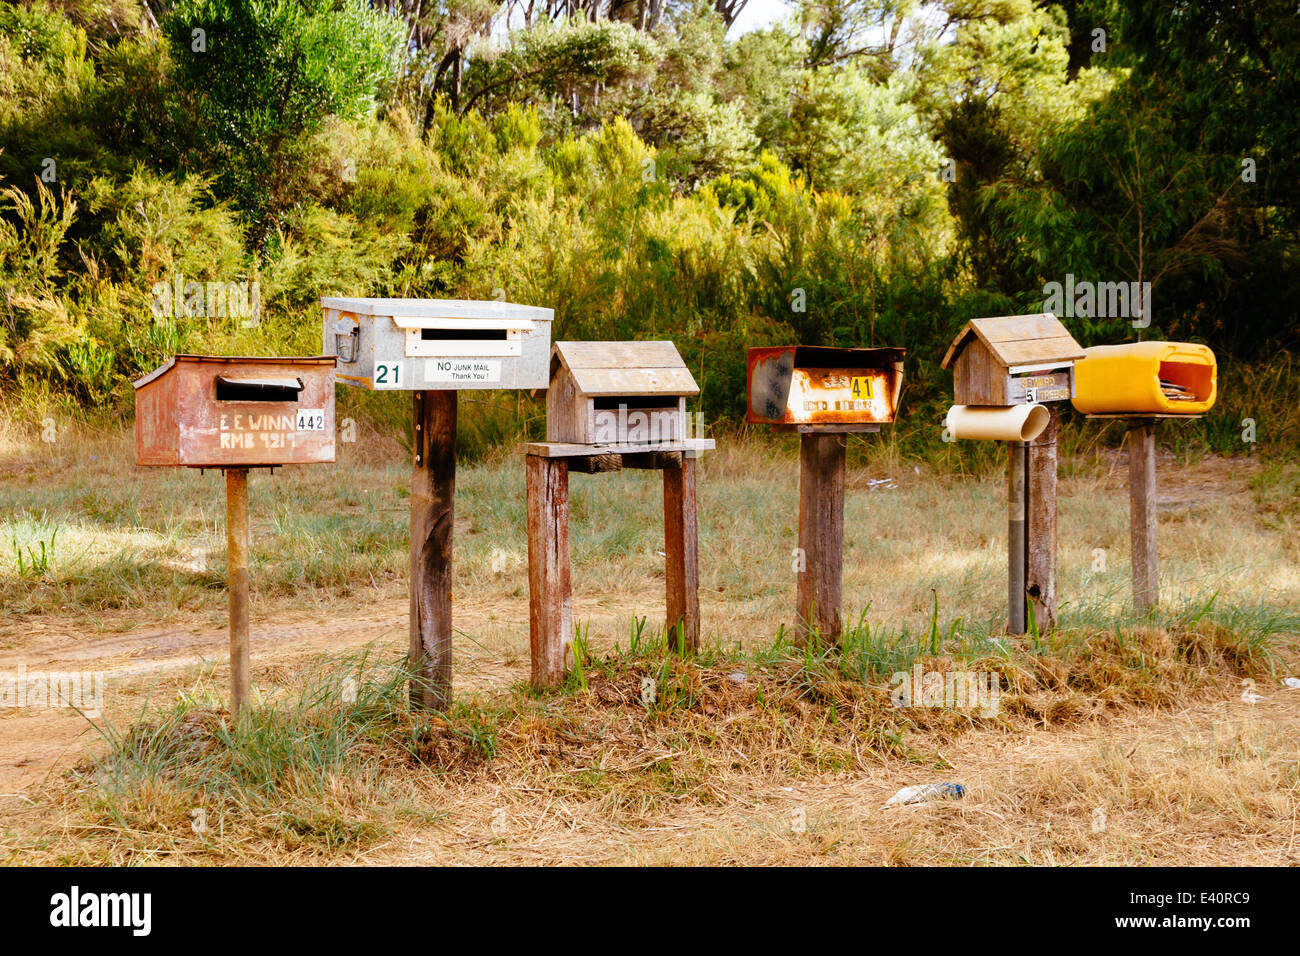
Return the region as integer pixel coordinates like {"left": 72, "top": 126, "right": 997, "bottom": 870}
{"left": 374, "top": 362, "right": 403, "bottom": 388}
{"left": 296, "top": 409, "right": 325, "bottom": 431}
{"left": 426, "top": 359, "right": 501, "bottom": 384}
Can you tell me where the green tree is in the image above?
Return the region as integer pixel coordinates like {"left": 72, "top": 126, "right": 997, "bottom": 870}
{"left": 165, "top": 0, "right": 403, "bottom": 243}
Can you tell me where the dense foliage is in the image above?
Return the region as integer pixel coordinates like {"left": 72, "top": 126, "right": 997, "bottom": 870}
{"left": 0, "top": 0, "right": 1295, "bottom": 425}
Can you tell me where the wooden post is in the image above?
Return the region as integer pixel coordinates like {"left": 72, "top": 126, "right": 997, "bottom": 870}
{"left": 796, "top": 433, "right": 845, "bottom": 645}
{"left": 1026, "top": 405, "right": 1059, "bottom": 633}
{"left": 663, "top": 453, "right": 700, "bottom": 653}
{"left": 1007, "top": 441, "right": 1027, "bottom": 635}
{"left": 225, "top": 467, "right": 250, "bottom": 716}
{"left": 527, "top": 454, "right": 572, "bottom": 689}
{"left": 410, "top": 390, "right": 456, "bottom": 712}
{"left": 1128, "top": 418, "right": 1158, "bottom": 613}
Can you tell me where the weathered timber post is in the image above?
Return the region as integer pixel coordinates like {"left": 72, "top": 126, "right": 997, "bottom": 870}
{"left": 663, "top": 452, "right": 700, "bottom": 653}
{"left": 410, "top": 389, "right": 456, "bottom": 712}
{"left": 797, "top": 433, "right": 846, "bottom": 645}
{"left": 226, "top": 467, "right": 251, "bottom": 715}
{"left": 1128, "top": 418, "right": 1158, "bottom": 613}
{"left": 527, "top": 454, "right": 573, "bottom": 689}
{"left": 1026, "top": 404, "right": 1059, "bottom": 633}
{"left": 1008, "top": 442, "right": 1028, "bottom": 635}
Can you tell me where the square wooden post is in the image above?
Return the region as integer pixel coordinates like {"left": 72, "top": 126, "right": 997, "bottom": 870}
{"left": 410, "top": 390, "right": 456, "bottom": 712}
{"left": 797, "top": 432, "right": 845, "bottom": 645}
{"left": 1026, "top": 404, "right": 1059, "bottom": 633}
{"left": 663, "top": 453, "right": 700, "bottom": 653}
{"left": 1128, "top": 418, "right": 1158, "bottom": 613}
{"left": 527, "top": 454, "right": 573, "bottom": 689}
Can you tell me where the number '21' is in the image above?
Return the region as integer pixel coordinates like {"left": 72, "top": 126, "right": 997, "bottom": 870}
{"left": 375, "top": 363, "right": 402, "bottom": 388}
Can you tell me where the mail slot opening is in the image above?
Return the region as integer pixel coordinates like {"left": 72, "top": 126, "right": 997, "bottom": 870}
{"left": 419, "top": 328, "right": 509, "bottom": 343}
{"left": 215, "top": 376, "right": 304, "bottom": 403}
{"left": 1158, "top": 360, "right": 1212, "bottom": 404}
{"left": 592, "top": 395, "right": 680, "bottom": 411}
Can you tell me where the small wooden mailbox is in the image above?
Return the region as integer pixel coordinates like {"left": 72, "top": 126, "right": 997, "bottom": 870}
{"left": 941, "top": 313, "right": 1084, "bottom": 406}
{"left": 133, "top": 354, "right": 337, "bottom": 718}
{"left": 134, "top": 355, "right": 336, "bottom": 468}
{"left": 546, "top": 341, "right": 698, "bottom": 445}
{"left": 746, "top": 346, "right": 905, "bottom": 429}
{"left": 523, "top": 341, "right": 714, "bottom": 691}
{"left": 321, "top": 296, "right": 553, "bottom": 391}
{"left": 941, "top": 314, "right": 1084, "bottom": 637}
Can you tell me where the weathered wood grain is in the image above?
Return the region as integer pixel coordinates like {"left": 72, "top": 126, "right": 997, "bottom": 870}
{"left": 1026, "top": 404, "right": 1059, "bottom": 633}
{"left": 1008, "top": 442, "right": 1027, "bottom": 635}
{"left": 663, "top": 454, "right": 700, "bottom": 653}
{"left": 527, "top": 455, "right": 573, "bottom": 688}
{"left": 226, "top": 467, "right": 250, "bottom": 716}
{"left": 409, "top": 390, "right": 456, "bottom": 712}
{"left": 1129, "top": 419, "right": 1158, "bottom": 612}
{"left": 796, "top": 433, "right": 845, "bottom": 645}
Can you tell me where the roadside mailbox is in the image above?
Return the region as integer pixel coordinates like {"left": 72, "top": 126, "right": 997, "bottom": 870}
{"left": 546, "top": 341, "right": 699, "bottom": 446}
{"left": 321, "top": 297, "right": 553, "bottom": 391}
{"left": 941, "top": 314, "right": 1085, "bottom": 635}
{"left": 746, "top": 344, "right": 907, "bottom": 644}
{"left": 319, "top": 296, "right": 555, "bottom": 713}
{"left": 1072, "top": 341, "right": 1216, "bottom": 416}
{"left": 134, "top": 354, "right": 338, "bottom": 715}
{"left": 1072, "top": 341, "right": 1218, "bottom": 614}
{"left": 522, "top": 341, "right": 714, "bottom": 689}
{"left": 135, "top": 355, "right": 336, "bottom": 467}
{"left": 746, "top": 346, "right": 905, "bottom": 430}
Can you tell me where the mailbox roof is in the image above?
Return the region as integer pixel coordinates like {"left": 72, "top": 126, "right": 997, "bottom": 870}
{"left": 320, "top": 297, "right": 553, "bottom": 322}
{"left": 133, "top": 354, "right": 334, "bottom": 390}
{"left": 941, "top": 313, "right": 1084, "bottom": 370}
{"left": 551, "top": 341, "right": 699, "bottom": 397}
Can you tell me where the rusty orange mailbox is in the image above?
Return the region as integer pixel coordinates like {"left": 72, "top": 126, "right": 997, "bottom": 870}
{"left": 134, "top": 354, "right": 337, "bottom": 717}
{"left": 746, "top": 346, "right": 905, "bottom": 429}
{"left": 746, "top": 345, "right": 906, "bottom": 646}
{"left": 135, "top": 355, "right": 336, "bottom": 468}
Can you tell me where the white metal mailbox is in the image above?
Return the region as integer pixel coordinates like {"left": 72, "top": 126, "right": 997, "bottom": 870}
{"left": 320, "top": 297, "right": 554, "bottom": 390}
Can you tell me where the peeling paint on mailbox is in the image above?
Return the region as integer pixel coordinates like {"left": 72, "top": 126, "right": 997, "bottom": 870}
{"left": 746, "top": 346, "right": 906, "bottom": 427}
{"left": 134, "top": 355, "right": 337, "bottom": 468}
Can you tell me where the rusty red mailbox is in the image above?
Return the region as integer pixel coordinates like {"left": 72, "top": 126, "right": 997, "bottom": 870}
{"left": 134, "top": 355, "right": 337, "bottom": 715}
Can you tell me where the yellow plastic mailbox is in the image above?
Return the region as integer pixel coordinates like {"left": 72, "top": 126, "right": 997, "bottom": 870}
{"left": 1071, "top": 341, "right": 1216, "bottom": 415}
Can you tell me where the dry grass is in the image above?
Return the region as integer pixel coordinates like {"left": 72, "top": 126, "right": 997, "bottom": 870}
{"left": 0, "top": 420, "right": 1296, "bottom": 865}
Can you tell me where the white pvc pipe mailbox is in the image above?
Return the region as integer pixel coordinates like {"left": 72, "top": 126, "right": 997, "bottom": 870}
{"left": 946, "top": 404, "right": 1050, "bottom": 442}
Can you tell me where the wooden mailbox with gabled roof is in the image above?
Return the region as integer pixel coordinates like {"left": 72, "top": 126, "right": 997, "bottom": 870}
{"left": 942, "top": 313, "right": 1085, "bottom": 406}
{"left": 545, "top": 341, "right": 701, "bottom": 447}
{"left": 523, "top": 340, "right": 714, "bottom": 693}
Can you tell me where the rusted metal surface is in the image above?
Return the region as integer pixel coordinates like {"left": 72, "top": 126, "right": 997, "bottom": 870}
{"left": 134, "top": 355, "right": 336, "bottom": 468}
{"left": 746, "top": 346, "right": 905, "bottom": 427}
